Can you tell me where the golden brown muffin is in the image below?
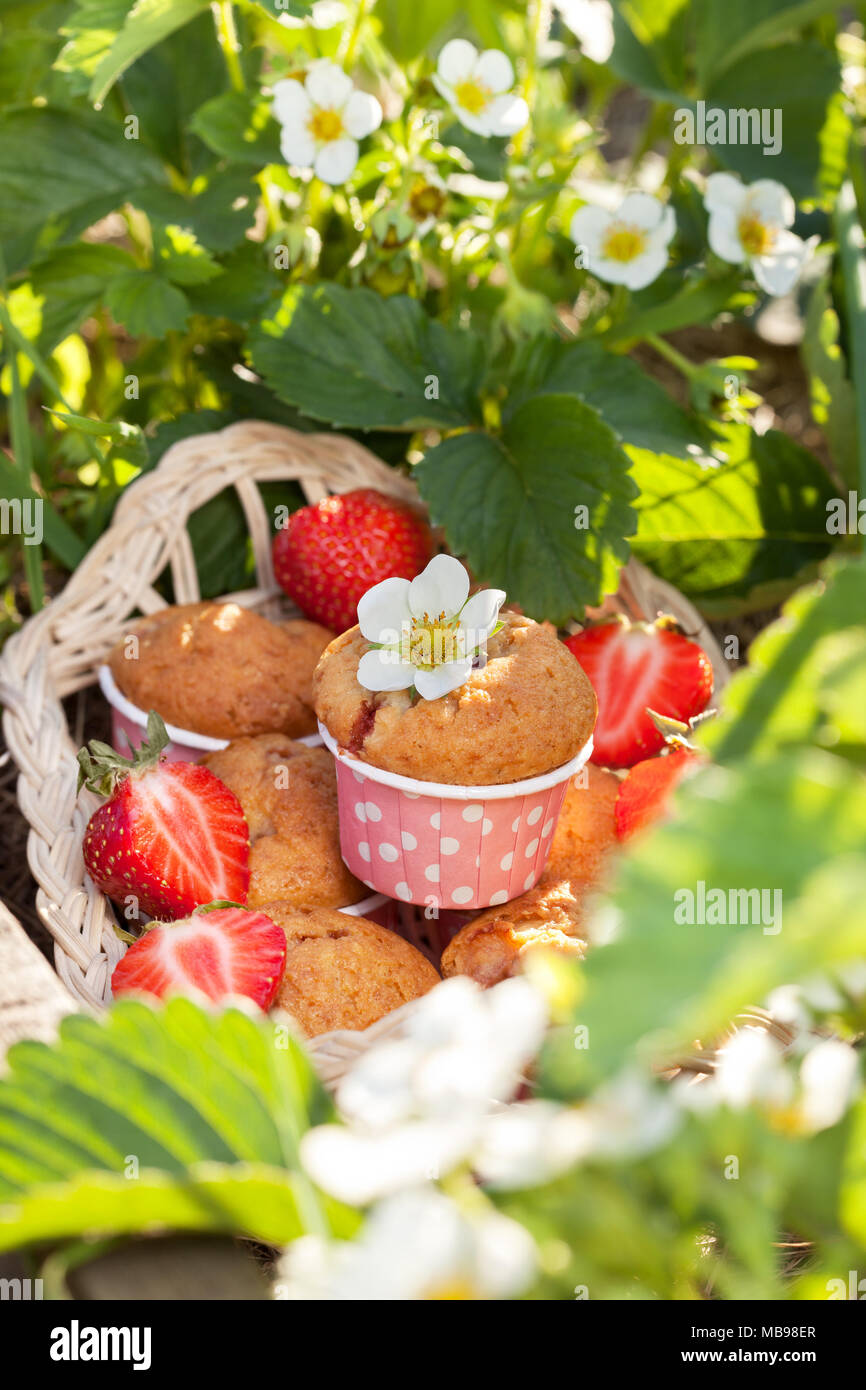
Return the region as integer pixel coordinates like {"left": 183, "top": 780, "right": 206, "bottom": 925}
{"left": 203, "top": 735, "right": 365, "bottom": 909}
{"left": 541, "top": 764, "right": 620, "bottom": 891}
{"left": 262, "top": 902, "right": 440, "bottom": 1037}
{"left": 109, "top": 602, "right": 333, "bottom": 739}
{"left": 441, "top": 765, "right": 621, "bottom": 987}
{"left": 314, "top": 611, "right": 597, "bottom": 785}
{"left": 441, "top": 879, "right": 589, "bottom": 988}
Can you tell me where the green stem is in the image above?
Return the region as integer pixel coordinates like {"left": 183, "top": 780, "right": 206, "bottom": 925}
{"left": 835, "top": 176, "right": 866, "bottom": 552}
{"left": 6, "top": 345, "right": 44, "bottom": 612}
{"left": 514, "top": 0, "right": 550, "bottom": 158}
{"left": 214, "top": 1, "right": 245, "bottom": 93}
{"left": 339, "top": 0, "right": 370, "bottom": 69}
{"left": 645, "top": 331, "right": 699, "bottom": 381}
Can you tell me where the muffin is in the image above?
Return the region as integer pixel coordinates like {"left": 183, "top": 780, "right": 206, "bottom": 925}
{"left": 262, "top": 902, "right": 440, "bottom": 1037}
{"left": 441, "top": 879, "right": 588, "bottom": 988}
{"left": 313, "top": 611, "right": 596, "bottom": 785}
{"left": 441, "top": 765, "right": 620, "bottom": 986}
{"left": 203, "top": 734, "right": 365, "bottom": 909}
{"left": 109, "top": 601, "right": 333, "bottom": 740}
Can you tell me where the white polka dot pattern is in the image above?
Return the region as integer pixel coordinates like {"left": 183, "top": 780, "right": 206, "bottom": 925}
{"left": 332, "top": 762, "right": 575, "bottom": 909}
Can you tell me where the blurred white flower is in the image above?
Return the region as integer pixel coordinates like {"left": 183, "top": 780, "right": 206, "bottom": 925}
{"left": 703, "top": 173, "right": 817, "bottom": 296}
{"left": 570, "top": 191, "right": 676, "bottom": 289}
{"left": 799, "top": 1040, "right": 859, "bottom": 1132}
{"left": 714, "top": 1027, "right": 793, "bottom": 1111}
{"left": 555, "top": 0, "right": 615, "bottom": 64}
{"left": 301, "top": 976, "right": 548, "bottom": 1203}
{"left": 272, "top": 60, "right": 382, "bottom": 185}
{"left": 276, "top": 1188, "right": 536, "bottom": 1300}
{"left": 433, "top": 40, "right": 529, "bottom": 138}
{"left": 357, "top": 554, "right": 506, "bottom": 700}
{"left": 473, "top": 1100, "right": 590, "bottom": 1188}
{"left": 279, "top": 0, "right": 348, "bottom": 27}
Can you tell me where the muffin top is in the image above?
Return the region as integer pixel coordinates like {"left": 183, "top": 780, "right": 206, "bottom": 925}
{"left": 109, "top": 601, "right": 333, "bottom": 740}
{"left": 441, "top": 879, "right": 587, "bottom": 988}
{"left": 261, "top": 902, "right": 440, "bottom": 1037}
{"left": 203, "top": 734, "right": 365, "bottom": 909}
{"left": 313, "top": 611, "right": 597, "bottom": 785}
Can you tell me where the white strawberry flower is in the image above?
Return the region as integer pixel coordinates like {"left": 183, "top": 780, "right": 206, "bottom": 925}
{"left": 432, "top": 39, "right": 529, "bottom": 138}
{"left": 356, "top": 553, "right": 506, "bottom": 701}
{"left": 570, "top": 191, "right": 676, "bottom": 289}
{"left": 703, "top": 173, "right": 816, "bottom": 296}
{"left": 276, "top": 1188, "right": 536, "bottom": 1300}
{"left": 272, "top": 60, "right": 382, "bottom": 185}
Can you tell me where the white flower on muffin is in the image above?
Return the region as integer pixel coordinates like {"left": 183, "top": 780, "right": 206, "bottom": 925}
{"left": 703, "top": 173, "right": 817, "bottom": 296}
{"left": 432, "top": 40, "right": 529, "bottom": 138}
{"left": 275, "top": 1188, "right": 536, "bottom": 1300}
{"left": 272, "top": 60, "right": 382, "bottom": 185}
{"left": 356, "top": 554, "right": 506, "bottom": 701}
{"left": 570, "top": 191, "right": 676, "bottom": 290}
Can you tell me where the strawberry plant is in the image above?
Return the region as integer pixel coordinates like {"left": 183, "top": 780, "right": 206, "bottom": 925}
{"left": 0, "top": 0, "right": 862, "bottom": 625}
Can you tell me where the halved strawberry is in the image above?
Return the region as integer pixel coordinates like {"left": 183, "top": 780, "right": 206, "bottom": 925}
{"left": 79, "top": 713, "right": 250, "bottom": 920}
{"left": 614, "top": 750, "right": 696, "bottom": 841}
{"left": 111, "top": 905, "right": 286, "bottom": 1009}
{"left": 564, "top": 617, "right": 713, "bottom": 768}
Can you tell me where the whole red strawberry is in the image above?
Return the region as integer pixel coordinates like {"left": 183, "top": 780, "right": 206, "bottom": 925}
{"left": 564, "top": 617, "right": 713, "bottom": 768}
{"left": 79, "top": 713, "right": 250, "bottom": 919}
{"left": 614, "top": 749, "right": 696, "bottom": 841}
{"left": 111, "top": 904, "right": 286, "bottom": 1009}
{"left": 273, "top": 488, "right": 433, "bottom": 632}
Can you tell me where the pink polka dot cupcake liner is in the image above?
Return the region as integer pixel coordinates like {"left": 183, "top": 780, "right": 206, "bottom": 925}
{"left": 99, "top": 664, "right": 323, "bottom": 763}
{"left": 319, "top": 722, "right": 594, "bottom": 911}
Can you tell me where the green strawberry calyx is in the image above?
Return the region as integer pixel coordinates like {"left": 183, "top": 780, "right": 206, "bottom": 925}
{"left": 77, "top": 710, "right": 170, "bottom": 798}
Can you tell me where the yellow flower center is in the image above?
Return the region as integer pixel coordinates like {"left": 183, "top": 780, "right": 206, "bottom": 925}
{"left": 308, "top": 107, "right": 344, "bottom": 143}
{"left": 426, "top": 1279, "right": 477, "bottom": 1300}
{"left": 403, "top": 611, "right": 461, "bottom": 670}
{"left": 454, "top": 78, "right": 490, "bottom": 115}
{"left": 602, "top": 223, "right": 647, "bottom": 263}
{"left": 409, "top": 181, "right": 446, "bottom": 223}
{"left": 738, "top": 214, "right": 776, "bottom": 257}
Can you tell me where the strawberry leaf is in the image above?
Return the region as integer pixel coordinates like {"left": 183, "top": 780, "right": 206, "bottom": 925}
{"left": 415, "top": 394, "right": 638, "bottom": 623}
{"left": 0, "top": 998, "right": 354, "bottom": 1251}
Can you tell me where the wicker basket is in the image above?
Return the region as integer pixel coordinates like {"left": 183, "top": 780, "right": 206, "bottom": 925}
{"left": 0, "top": 420, "right": 727, "bottom": 1069}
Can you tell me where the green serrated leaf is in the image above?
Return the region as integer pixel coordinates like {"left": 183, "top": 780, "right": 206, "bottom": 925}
{"left": 86, "top": 0, "right": 211, "bottom": 106}
{"left": 188, "top": 89, "right": 282, "bottom": 166}
{"left": 249, "top": 283, "right": 485, "bottom": 431}
{"left": 0, "top": 998, "right": 350, "bottom": 1250}
{"left": 415, "top": 394, "right": 637, "bottom": 622}
{"left": 105, "top": 269, "right": 190, "bottom": 335}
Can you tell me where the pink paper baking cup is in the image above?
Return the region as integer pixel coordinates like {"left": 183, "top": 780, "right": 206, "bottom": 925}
{"left": 318, "top": 721, "right": 594, "bottom": 911}
{"left": 98, "top": 664, "right": 323, "bottom": 764}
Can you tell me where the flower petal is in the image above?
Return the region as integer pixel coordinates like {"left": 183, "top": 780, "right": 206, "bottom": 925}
{"left": 357, "top": 575, "right": 411, "bottom": 641}
{"left": 304, "top": 59, "right": 354, "bottom": 109}
{"left": 484, "top": 92, "right": 530, "bottom": 136}
{"left": 704, "top": 171, "right": 746, "bottom": 214}
{"left": 357, "top": 647, "right": 415, "bottom": 693}
{"left": 460, "top": 588, "right": 506, "bottom": 647}
{"left": 618, "top": 242, "right": 669, "bottom": 290}
{"left": 343, "top": 89, "right": 383, "bottom": 139}
{"left": 746, "top": 178, "right": 795, "bottom": 229}
{"left": 409, "top": 554, "right": 470, "bottom": 621}
{"left": 414, "top": 657, "right": 474, "bottom": 701}
{"left": 570, "top": 204, "right": 612, "bottom": 259}
{"left": 475, "top": 48, "right": 515, "bottom": 94}
{"left": 280, "top": 125, "right": 317, "bottom": 170}
{"left": 314, "top": 137, "right": 359, "bottom": 185}
{"left": 615, "top": 191, "right": 667, "bottom": 230}
{"left": 707, "top": 206, "right": 745, "bottom": 264}
{"left": 751, "top": 229, "right": 814, "bottom": 296}
{"left": 272, "top": 78, "right": 311, "bottom": 127}
{"left": 436, "top": 37, "right": 479, "bottom": 84}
